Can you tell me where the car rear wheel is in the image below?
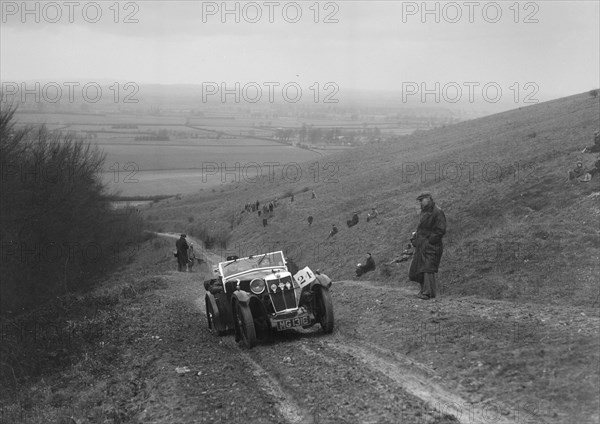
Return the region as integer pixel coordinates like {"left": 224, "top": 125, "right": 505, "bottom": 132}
{"left": 235, "top": 302, "right": 257, "bottom": 348}
{"left": 316, "top": 287, "right": 334, "bottom": 334}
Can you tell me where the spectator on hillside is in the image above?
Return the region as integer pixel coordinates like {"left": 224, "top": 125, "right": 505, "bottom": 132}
{"left": 409, "top": 192, "right": 447, "bottom": 300}
{"left": 175, "top": 234, "right": 189, "bottom": 272}
{"left": 568, "top": 162, "right": 594, "bottom": 182}
{"left": 388, "top": 240, "right": 414, "bottom": 264}
{"left": 311, "top": 190, "right": 316, "bottom": 199}
{"left": 262, "top": 218, "right": 268, "bottom": 227}
{"left": 346, "top": 213, "right": 359, "bottom": 228}
{"left": 291, "top": 194, "right": 295, "bottom": 202}
{"left": 366, "top": 207, "right": 379, "bottom": 222}
{"left": 356, "top": 253, "right": 376, "bottom": 277}
{"left": 307, "top": 215, "right": 314, "bottom": 227}
{"left": 327, "top": 224, "right": 338, "bottom": 239}
{"left": 569, "top": 162, "right": 585, "bottom": 180}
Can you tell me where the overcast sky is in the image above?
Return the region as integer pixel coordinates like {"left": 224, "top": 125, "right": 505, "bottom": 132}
{"left": 1, "top": 1, "right": 599, "bottom": 103}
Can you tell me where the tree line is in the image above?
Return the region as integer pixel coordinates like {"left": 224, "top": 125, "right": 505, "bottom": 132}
{"left": 0, "top": 101, "right": 147, "bottom": 311}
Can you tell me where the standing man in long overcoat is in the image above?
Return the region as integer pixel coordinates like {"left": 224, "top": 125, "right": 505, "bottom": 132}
{"left": 409, "top": 192, "right": 447, "bottom": 300}
{"left": 176, "top": 234, "right": 189, "bottom": 272}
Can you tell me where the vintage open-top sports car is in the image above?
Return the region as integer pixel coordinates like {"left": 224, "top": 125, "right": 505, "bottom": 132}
{"left": 203, "top": 251, "right": 334, "bottom": 348}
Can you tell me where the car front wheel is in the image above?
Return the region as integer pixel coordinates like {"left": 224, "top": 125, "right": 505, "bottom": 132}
{"left": 316, "top": 287, "right": 334, "bottom": 334}
{"left": 235, "top": 301, "right": 257, "bottom": 348}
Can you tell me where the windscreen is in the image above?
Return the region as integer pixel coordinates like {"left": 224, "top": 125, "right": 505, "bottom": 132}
{"left": 220, "top": 252, "right": 286, "bottom": 279}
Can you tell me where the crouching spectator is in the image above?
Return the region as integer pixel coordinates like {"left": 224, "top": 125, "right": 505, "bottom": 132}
{"left": 366, "top": 207, "right": 379, "bottom": 222}
{"left": 347, "top": 213, "right": 359, "bottom": 228}
{"left": 356, "top": 253, "right": 376, "bottom": 277}
{"left": 327, "top": 224, "right": 338, "bottom": 239}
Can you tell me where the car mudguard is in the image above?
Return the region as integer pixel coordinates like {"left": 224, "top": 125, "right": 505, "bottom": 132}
{"left": 206, "top": 292, "right": 226, "bottom": 333}
{"left": 311, "top": 273, "right": 332, "bottom": 289}
{"left": 232, "top": 290, "right": 253, "bottom": 306}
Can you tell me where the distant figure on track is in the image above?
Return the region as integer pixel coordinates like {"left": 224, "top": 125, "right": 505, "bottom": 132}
{"left": 187, "top": 242, "right": 196, "bottom": 272}
{"left": 307, "top": 215, "right": 314, "bottom": 227}
{"left": 176, "top": 234, "right": 189, "bottom": 272}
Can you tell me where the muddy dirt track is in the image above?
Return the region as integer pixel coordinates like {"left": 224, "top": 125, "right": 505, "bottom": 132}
{"left": 132, "top": 238, "right": 457, "bottom": 424}
{"left": 4, "top": 233, "right": 596, "bottom": 423}
{"left": 120, "top": 234, "right": 596, "bottom": 424}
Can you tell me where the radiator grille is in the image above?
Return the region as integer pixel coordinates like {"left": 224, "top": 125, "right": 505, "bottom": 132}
{"left": 268, "top": 276, "right": 297, "bottom": 312}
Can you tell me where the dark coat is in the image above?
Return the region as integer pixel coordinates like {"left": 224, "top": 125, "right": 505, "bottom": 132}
{"left": 176, "top": 237, "right": 189, "bottom": 264}
{"left": 356, "top": 256, "right": 376, "bottom": 276}
{"left": 364, "top": 256, "right": 376, "bottom": 272}
{"left": 409, "top": 202, "right": 446, "bottom": 281}
{"left": 347, "top": 213, "right": 359, "bottom": 228}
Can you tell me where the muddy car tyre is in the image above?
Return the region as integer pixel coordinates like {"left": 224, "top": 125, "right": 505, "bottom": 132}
{"left": 316, "top": 287, "right": 334, "bottom": 334}
{"left": 235, "top": 302, "right": 257, "bottom": 348}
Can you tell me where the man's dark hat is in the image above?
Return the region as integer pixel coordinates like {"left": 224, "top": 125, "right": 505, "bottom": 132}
{"left": 181, "top": 234, "right": 187, "bottom": 237}
{"left": 416, "top": 191, "right": 432, "bottom": 200}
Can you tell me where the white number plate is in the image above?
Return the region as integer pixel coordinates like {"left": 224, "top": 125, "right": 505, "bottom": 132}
{"left": 294, "top": 267, "right": 316, "bottom": 288}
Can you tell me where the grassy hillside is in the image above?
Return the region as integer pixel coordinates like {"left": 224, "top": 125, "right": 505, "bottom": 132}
{"left": 145, "top": 90, "right": 600, "bottom": 307}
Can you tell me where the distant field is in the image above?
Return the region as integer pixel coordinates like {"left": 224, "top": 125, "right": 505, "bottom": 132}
{"left": 13, "top": 111, "right": 186, "bottom": 126}
{"left": 65, "top": 124, "right": 188, "bottom": 131}
{"left": 100, "top": 143, "right": 316, "bottom": 171}
{"left": 91, "top": 137, "right": 285, "bottom": 147}
{"left": 102, "top": 169, "right": 228, "bottom": 197}
{"left": 13, "top": 110, "right": 418, "bottom": 197}
{"left": 99, "top": 143, "right": 321, "bottom": 196}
